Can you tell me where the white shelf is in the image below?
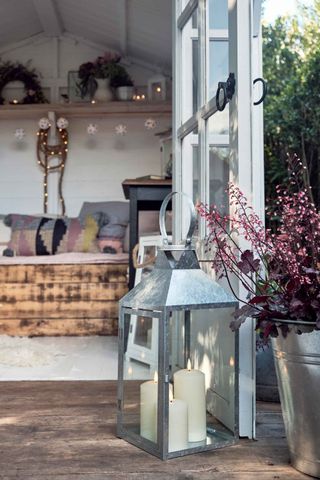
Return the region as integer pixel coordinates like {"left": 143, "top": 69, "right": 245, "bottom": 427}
{"left": 0, "top": 101, "right": 172, "bottom": 119}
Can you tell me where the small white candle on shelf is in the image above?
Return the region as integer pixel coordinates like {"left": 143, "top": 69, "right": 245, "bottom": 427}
{"left": 140, "top": 371, "right": 158, "bottom": 442}
{"left": 168, "top": 390, "right": 188, "bottom": 452}
{"left": 173, "top": 359, "right": 207, "bottom": 442}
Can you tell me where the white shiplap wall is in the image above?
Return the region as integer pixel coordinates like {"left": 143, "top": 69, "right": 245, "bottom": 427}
{"left": 0, "top": 116, "right": 169, "bottom": 216}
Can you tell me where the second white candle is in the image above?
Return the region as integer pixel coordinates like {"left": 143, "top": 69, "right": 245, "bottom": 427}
{"left": 173, "top": 360, "right": 207, "bottom": 442}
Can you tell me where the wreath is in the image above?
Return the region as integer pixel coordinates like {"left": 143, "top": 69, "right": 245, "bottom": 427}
{"left": 0, "top": 59, "right": 48, "bottom": 105}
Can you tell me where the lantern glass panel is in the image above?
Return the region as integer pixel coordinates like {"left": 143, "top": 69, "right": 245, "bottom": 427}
{"left": 168, "top": 307, "right": 237, "bottom": 453}
{"left": 121, "top": 312, "right": 160, "bottom": 446}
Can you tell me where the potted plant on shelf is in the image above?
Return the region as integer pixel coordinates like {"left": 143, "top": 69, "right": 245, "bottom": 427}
{"left": 198, "top": 154, "right": 320, "bottom": 478}
{"left": 109, "top": 64, "right": 134, "bottom": 101}
{"left": 77, "top": 53, "right": 133, "bottom": 102}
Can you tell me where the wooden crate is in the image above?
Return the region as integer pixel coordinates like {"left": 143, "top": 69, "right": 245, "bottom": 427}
{"left": 0, "top": 263, "right": 128, "bottom": 336}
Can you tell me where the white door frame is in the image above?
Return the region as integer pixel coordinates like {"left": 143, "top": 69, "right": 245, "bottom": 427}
{"left": 173, "top": 0, "right": 264, "bottom": 438}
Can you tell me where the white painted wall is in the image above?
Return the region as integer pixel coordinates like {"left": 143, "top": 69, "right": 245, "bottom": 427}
{"left": 0, "top": 115, "right": 170, "bottom": 216}
{"left": 0, "top": 36, "right": 172, "bottom": 217}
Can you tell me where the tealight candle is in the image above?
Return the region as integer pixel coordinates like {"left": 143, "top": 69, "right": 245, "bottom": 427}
{"left": 173, "top": 359, "right": 207, "bottom": 442}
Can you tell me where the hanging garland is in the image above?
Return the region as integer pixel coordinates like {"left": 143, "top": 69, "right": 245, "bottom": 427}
{"left": 0, "top": 60, "right": 47, "bottom": 105}
{"left": 37, "top": 118, "right": 69, "bottom": 215}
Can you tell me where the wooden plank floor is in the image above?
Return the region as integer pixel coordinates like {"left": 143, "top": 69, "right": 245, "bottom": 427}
{"left": 0, "top": 382, "right": 310, "bottom": 480}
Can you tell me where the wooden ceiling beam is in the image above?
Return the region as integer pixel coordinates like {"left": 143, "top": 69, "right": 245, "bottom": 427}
{"left": 118, "top": 0, "right": 128, "bottom": 57}
{"left": 32, "top": 0, "right": 63, "bottom": 37}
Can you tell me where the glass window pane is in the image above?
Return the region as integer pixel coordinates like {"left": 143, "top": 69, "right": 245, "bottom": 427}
{"left": 181, "top": 14, "right": 199, "bottom": 122}
{"left": 209, "top": 147, "right": 230, "bottom": 214}
{"left": 181, "top": 127, "right": 199, "bottom": 202}
{"left": 181, "top": 127, "right": 199, "bottom": 237}
{"left": 208, "top": 40, "right": 228, "bottom": 101}
{"left": 193, "top": 146, "right": 200, "bottom": 206}
{"left": 192, "top": 9, "right": 198, "bottom": 28}
{"left": 209, "top": 0, "right": 228, "bottom": 30}
{"left": 208, "top": 105, "right": 229, "bottom": 135}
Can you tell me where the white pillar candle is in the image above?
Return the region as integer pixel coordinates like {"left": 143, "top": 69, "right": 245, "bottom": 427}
{"left": 140, "top": 371, "right": 158, "bottom": 442}
{"left": 140, "top": 373, "right": 173, "bottom": 443}
{"left": 173, "top": 359, "right": 207, "bottom": 442}
{"left": 169, "top": 397, "right": 188, "bottom": 452}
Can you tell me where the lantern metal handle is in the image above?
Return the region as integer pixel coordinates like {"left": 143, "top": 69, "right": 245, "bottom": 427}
{"left": 159, "top": 191, "right": 197, "bottom": 247}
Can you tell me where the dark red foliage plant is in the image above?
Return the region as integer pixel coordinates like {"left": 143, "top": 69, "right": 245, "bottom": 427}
{"left": 198, "top": 154, "right": 320, "bottom": 342}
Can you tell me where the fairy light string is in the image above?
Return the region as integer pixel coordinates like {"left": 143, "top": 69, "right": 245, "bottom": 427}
{"left": 36, "top": 125, "right": 68, "bottom": 215}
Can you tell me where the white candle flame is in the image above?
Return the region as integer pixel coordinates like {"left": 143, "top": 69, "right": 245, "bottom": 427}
{"left": 154, "top": 371, "right": 158, "bottom": 383}
{"left": 187, "top": 359, "right": 192, "bottom": 371}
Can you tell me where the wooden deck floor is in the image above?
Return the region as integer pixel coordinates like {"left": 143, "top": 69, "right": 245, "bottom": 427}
{"left": 0, "top": 381, "right": 310, "bottom": 480}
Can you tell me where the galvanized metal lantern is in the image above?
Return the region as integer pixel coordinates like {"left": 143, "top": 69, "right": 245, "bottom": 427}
{"left": 117, "top": 192, "right": 239, "bottom": 460}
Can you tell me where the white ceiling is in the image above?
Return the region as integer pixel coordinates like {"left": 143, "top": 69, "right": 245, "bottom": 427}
{"left": 0, "top": 0, "right": 172, "bottom": 71}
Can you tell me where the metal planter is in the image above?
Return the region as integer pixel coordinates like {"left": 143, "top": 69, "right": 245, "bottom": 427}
{"left": 272, "top": 329, "right": 320, "bottom": 478}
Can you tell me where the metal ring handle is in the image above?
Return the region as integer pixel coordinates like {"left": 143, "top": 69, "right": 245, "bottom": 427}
{"left": 216, "top": 82, "right": 227, "bottom": 111}
{"left": 253, "top": 77, "right": 268, "bottom": 106}
{"left": 159, "top": 192, "right": 197, "bottom": 247}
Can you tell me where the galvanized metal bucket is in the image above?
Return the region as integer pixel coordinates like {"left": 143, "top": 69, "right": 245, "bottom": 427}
{"left": 272, "top": 328, "right": 320, "bottom": 478}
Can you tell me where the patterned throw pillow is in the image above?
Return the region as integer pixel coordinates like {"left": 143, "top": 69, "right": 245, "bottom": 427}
{"left": 4, "top": 213, "right": 101, "bottom": 256}
{"left": 79, "top": 202, "right": 129, "bottom": 254}
{"left": 4, "top": 214, "right": 51, "bottom": 256}
{"left": 97, "top": 213, "right": 127, "bottom": 253}
{"left": 42, "top": 215, "right": 100, "bottom": 254}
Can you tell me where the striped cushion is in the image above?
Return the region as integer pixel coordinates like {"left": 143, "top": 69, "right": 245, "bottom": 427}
{"left": 4, "top": 214, "right": 101, "bottom": 256}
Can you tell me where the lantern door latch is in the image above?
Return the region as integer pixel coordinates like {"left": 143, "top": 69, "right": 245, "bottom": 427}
{"left": 216, "top": 73, "right": 236, "bottom": 112}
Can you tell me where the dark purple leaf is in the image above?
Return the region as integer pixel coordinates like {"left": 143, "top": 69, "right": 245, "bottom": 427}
{"left": 230, "top": 304, "right": 258, "bottom": 331}
{"left": 249, "top": 295, "right": 269, "bottom": 305}
{"left": 237, "top": 250, "right": 260, "bottom": 275}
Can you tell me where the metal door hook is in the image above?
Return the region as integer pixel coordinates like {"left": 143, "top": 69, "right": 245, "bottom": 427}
{"left": 253, "top": 77, "right": 267, "bottom": 105}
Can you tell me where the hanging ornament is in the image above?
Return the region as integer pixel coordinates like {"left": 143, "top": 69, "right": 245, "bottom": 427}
{"left": 14, "top": 128, "right": 26, "bottom": 141}
{"left": 87, "top": 123, "right": 98, "bottom": 135}
{"left": 37, "top": 118, "right": 69, "bottom": 215}
{"left": 38, "top": 117, "right": 50, "bottom": 130}
{"left": 115, "top": 124, "right": 127, "bottom": 136}
{"left": 57, "top": 117, "right": 69, "bottom": 130}
{"left": 144, "top": 118, "right": 157, "bottom": 130}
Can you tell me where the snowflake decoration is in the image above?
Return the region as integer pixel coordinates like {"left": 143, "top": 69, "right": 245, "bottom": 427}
{"left": 14, "top": 128, "right": 26, "bottom": 141}
{"left": 38, "top": 117, "right": 50, "bottom": 130}
{"left": 56, "top": 117, "right": 69, "bottom": 130}
{"left": 87, "top": 123, "right": 98, "bottom": 135}
{"left": 115, "top": 124, "right": 127, "bottom": 135}
{"left": 144, "top": 118, "right": 157, "bottom": 130}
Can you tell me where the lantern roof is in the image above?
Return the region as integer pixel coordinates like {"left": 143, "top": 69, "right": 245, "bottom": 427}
{"left": 120, "top": 249, "right": 237, "bottom": 311}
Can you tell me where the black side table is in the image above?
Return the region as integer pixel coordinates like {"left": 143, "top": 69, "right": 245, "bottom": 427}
{"left": 122, "top": 178, "right": 172, "bottom": 289}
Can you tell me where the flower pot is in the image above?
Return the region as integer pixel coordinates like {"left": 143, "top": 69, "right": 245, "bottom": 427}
{"left": 93, "top": 78, "right": 113, "bottom": 102}
{"left": 116, "top": 86, "right": 134, "bottom": 101}
{"left": 272, "top": 328, "right": 320, "bottom": 477}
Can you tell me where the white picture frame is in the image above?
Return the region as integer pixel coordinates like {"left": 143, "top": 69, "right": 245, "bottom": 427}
{"left": 125, "top": 235, "right": 171, "bottom": 372}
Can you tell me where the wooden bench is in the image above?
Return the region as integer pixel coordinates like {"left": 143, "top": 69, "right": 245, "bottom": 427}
{"left": 0, "top": 262, "right": 128, "bottom": 336}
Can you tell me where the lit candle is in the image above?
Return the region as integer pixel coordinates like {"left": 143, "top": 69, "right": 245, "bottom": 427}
{"left": 168, "top": 390, "right": 188, "bottom": 452}
{"left": 173, "top": 359, "right": 206, "bottom": 442}
{"left": 140, "top": 373, "right": 173, "bottom": 443}
{"left": 140, "top": 371, "right": 158, "bottom": 442}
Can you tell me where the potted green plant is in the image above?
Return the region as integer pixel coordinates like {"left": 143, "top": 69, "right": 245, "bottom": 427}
{"left": 78, "top": 53, "right": 134, "bottom": 102}
{"left": 198, "top": 154, "right": 320, "bottom": 478}
{"left": 108, "top": 63, "right": 134, "bottom": 101}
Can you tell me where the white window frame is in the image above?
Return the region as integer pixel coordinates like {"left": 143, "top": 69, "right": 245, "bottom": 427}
{"left": 173, "top": 0, "right": 264, "bottom": 439}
